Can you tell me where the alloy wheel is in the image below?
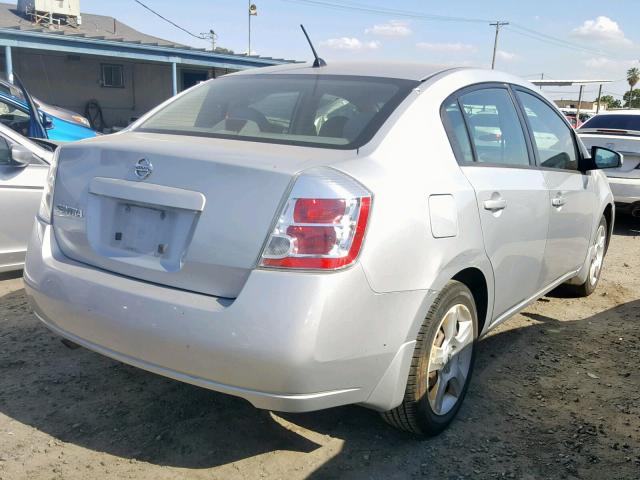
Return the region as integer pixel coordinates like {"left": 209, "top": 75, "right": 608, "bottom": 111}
{"left": 589, "top": 224, "right": 606, "bottom": 286}
{"left": 427, "top": 303, "right": 474, "bottom": 416}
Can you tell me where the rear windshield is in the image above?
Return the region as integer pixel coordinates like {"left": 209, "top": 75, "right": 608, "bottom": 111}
{"left": 580, "top": 114, "right": 640, "bottom": 131}
{"left": 136, "top": 74, "right": 418, "bottom": 149}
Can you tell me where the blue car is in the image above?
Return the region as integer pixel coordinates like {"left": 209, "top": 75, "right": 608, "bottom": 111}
{"left": 0, "top": 80, "right": 96, "bottom": 141}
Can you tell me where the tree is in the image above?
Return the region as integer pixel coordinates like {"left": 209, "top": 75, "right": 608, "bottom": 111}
{"left": 622, "top": 89, "right": 640, "bottom": 109}
{"left": 626, "top": 67, "right": 640, "bottom": 107}
{"left": 597, "top": 95, "right": 622, "bottom": 109}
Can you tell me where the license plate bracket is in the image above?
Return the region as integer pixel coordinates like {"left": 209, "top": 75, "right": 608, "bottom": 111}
{"left": 112, "top": 203, "right": 173, "bottom": 257}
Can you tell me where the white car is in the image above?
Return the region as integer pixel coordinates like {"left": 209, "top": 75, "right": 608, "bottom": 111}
{"left": 0, "top": 123, "right": 52, "bottom": 271}
{"left": 578, "top": 110, "right": 640, "bottom": 217}
{"left": 24, "top": 63, "right": 619, "bottom": 435}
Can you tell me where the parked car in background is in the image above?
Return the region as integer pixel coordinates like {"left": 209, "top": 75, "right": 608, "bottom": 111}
{"left": 578, "top": 110, "right": 640, "bottom": 217}
{"left": 0, "top": 122, "right": 53, "bottom": 272}
{"left": 565, "top": 113, "right": 581, "bottom": 129}
{"left": 0, "top": 79, "right": 92, "bottom": 129}
{"left": 560, "top": 109, "right": 595, "bottom": 129}
{"left": 0, "top": 80, "right": 96, "bottom": 141}
{"left": 24, "top": 63, "right": 619, "bottom": 436}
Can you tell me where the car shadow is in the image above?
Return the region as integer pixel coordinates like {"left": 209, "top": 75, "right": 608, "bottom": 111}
{"left": 0, "top": 286, "right": 638, "bottom": 478}
{"left": 0, "top": 270, "right": 23, "bottom": 281}
{"left": 0, "top": 287, "right": 320, "bottom": 469}
{"left": 613, "top": 213, "right": 640, "bottom": 237}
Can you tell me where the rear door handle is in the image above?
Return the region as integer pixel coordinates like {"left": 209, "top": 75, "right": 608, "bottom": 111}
{"left": 483, "top": 198, "right": 507, "bottom": 211}
{"left": 552, "top": 195, "right": 566, "bottom": 207}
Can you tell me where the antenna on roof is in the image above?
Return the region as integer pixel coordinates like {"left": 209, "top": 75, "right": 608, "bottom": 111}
{"left": 300, "top": 25, "right": 326, "bottom": 68}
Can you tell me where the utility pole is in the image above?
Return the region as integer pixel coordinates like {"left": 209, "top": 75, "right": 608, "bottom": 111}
{"left": 490, "top": 21, "right": 509, "bottom": 70}
{"left": 201, "top": 29, "right": 217, "bottom": 51}
{"left": 248, "top": 3, "right": 258, "bottom": 55}
{"left": 576, "top": 84, "right": 584, "bottom": 126}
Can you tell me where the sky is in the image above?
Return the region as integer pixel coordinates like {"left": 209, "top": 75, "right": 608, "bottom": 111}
{"left": 77, "top": 0, "right": 640, "bottom": 102}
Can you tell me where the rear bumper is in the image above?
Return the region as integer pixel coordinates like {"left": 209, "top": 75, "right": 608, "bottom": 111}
{"left": 607, "top": 176, "right": 640, "bottom": 205}
{"left": 24, "top": 219, "right": 433, "bottom": 412}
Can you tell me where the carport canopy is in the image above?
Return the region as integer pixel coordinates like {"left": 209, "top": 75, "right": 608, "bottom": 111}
{"left": 531, "top": 79, "right": 614, "bottom": 116}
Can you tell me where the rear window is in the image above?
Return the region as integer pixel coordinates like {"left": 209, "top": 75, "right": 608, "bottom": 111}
{"left": 580, "top": 114, "right": 640, "bottom": 131}
{"left": 136, "top": 74, "right": 418, "bottom": 149}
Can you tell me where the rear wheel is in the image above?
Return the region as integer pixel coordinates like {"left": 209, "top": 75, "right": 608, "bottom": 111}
{"left": 382, "top": 280, "right": 478, "bottom": 436}
{"left": 570, "top": 216, "right": 607, "bottom": 297}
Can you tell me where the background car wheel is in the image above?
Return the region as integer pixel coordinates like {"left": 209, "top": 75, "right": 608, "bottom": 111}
{"left": 382, "top": 280, "right": 478, "bottom": 436}
{"left": 569, "top": 215, "right": 608, "bottom": 298}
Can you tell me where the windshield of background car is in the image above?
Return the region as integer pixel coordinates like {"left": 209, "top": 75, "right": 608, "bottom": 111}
{"left": 580, "top": 114, "right": 640, "bottom": 131}
{"left": 136, "top": 74, "right": 419, "bottom": 149}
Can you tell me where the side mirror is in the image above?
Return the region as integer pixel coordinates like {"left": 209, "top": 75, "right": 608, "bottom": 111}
{"left": 42, "top": 114, "right": 54, "bottom": 129}
{"left": 591, "top": 146, "right": 623, "bottom": 169}
{"left": 9, "top": 144, "right": 35, "bottom": 167}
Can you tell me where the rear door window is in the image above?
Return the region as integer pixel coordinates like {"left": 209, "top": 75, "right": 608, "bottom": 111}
{"left": 458, "top": 88, "right": 531, "bottom": 166}
{"left": 441, "top": 101, "right": 474, "bottom": 163}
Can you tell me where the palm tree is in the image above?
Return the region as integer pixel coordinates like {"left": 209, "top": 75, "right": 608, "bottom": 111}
{"left": 626, "top": 67, "right": 640, "bottom": 108}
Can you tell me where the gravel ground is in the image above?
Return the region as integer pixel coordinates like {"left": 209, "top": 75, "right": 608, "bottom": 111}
{"left": 0, "top": 216, "right": 638, "bottom": 480}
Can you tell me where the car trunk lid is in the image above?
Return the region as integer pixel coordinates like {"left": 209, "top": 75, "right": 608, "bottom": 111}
{"left": 52, "top": 132, "right": 354, "bottom": 298}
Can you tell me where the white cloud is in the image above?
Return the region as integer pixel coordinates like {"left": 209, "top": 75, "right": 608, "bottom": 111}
{"left": 585, "top": 56, "right": 615, "bottom": 69}
{"left": 416, "top": 42, "right": 477, "bottom": 53}
{"left": 365, "top": 20, "right": 412, "bottom": 37}
{"left": 584, "top": 56, "right": 637, "bottom": 70}
{"left": 572, "top": 16, "right": 632, "bottom": 45}
{"left": 320, "top": 37, "right": 381, "bottom": 51}
{"left": 496, "top": 50, "right": 519, "bottom": 61}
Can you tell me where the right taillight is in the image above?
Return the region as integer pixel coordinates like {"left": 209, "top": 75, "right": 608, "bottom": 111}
{"left": 260, "top": 167, "right": 372, "bottom": 270}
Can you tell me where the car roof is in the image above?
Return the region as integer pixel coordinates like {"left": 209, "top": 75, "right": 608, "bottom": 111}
{"left": 595, "top": 109, "right": 640, "bottom": 116}
{"left": 230, "top": 61, "right": 460, "bottom": 81}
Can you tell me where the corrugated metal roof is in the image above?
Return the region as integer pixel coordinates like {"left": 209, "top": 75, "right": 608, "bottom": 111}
{"left": 0, "top": 2, "right": 295, "bottom": 63}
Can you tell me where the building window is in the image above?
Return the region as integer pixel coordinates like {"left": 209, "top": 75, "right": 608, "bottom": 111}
{"left": 101, "top": 64, "right": 124, "bottom": 88}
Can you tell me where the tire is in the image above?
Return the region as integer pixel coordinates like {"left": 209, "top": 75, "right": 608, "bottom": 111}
{"left": 382, "top": 280, "right": 478, "bottom": 436}
{"left": 568, "top": 215, "right": 608, "bottom": 298}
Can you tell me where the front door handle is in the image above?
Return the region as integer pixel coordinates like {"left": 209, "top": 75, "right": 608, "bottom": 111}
{"left": 552, "top": 195, "right": 566, "bottom": 207}
{"left": 483, "top": 198, "right": 507, "bottom": 211}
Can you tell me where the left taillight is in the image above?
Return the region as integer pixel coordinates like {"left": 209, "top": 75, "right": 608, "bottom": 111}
{"left": 260, "top": 167, "right": 372, "bottom": 270}
{"left": 38, "top": 148, "right": 59, "bottom": 224}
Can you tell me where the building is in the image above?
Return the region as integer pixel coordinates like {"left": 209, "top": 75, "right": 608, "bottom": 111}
{"left": 0, "top": 1, "right": 295, "bottom": 129}
{"left": 554, "top": 99, "right": 606, "bottom": 112}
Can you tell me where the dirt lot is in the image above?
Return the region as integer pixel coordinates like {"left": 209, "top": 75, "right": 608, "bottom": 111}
{"left": 0, "top": 217, "right": 638, "bottom": 480}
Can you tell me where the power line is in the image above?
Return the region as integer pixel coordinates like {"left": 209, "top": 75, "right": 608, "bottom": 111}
{"left": 282, "top": 0, "right": 627, "bottom": 60}
{"left": 132, "top": 0, "right": 207, "bottom": 40}
{"left": 281, "top": 0, "right": 490, "bottom": 23}
{"left": 507, "top": 23, "right": 617, "bottom": 57}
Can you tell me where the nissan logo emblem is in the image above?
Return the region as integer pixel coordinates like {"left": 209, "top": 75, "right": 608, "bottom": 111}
{"left": 134, "top": 158, "right": 153, "bottom": 180}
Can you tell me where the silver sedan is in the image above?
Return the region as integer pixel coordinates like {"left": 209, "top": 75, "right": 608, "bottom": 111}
{"left": 24, "top": 62, "right": 618, "bottom": 436}
{"left": 0, "top": 123, "right": 52, "bottom": 272}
